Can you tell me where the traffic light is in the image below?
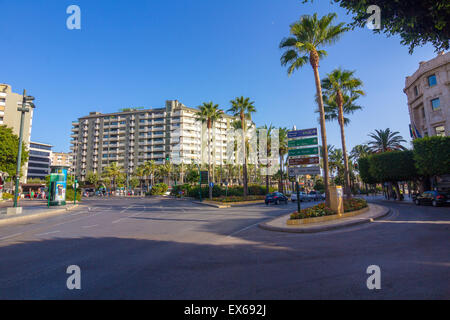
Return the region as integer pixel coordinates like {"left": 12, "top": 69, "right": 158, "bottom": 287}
{"left": 166, "top": 156, "right": 170, "bottom": 162}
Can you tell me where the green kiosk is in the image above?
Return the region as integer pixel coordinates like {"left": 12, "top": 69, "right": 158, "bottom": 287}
{"left": 48, "top": 166, "right": 69, "bottom": 207}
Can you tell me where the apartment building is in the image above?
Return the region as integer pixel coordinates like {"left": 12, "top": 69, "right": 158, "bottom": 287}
{"left": 51, "top": 152, "right": 74, "bottom": 174}
{"left": 27, "top": 142, "right": 52, "bottom": 180}
{"left": 404, "top": 51, "right": 449, "bottom": 137}
{"left": 0, "top": 84, "right": 35, "bottom": 182}
{"left": 71, "top": 100, "right": 239, "bottom": 181}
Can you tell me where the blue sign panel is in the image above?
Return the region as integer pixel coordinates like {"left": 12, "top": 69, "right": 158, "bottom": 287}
{"left": 288, "top": 128, "right": 318, "bottom": 139}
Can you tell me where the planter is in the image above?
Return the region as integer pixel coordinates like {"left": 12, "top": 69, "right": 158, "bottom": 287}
{"left": 287, "top": 206, "right": 369, "bottom": 225}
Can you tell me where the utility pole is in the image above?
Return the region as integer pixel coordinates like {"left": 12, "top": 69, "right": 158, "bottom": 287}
{"left": 13, "top": 90, "right": 35, "bottom": 208}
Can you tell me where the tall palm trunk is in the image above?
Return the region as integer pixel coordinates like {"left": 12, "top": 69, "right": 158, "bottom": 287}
{"left": 337, "top": 94, "right": 352, "bottom": 199}
{"left": 311, "top": 50, "right": 331, "bottom": 206}
{"left": 208, "top": 121, "right": 213, "bottom": 200}
{"left": 241, "top": 112, "right": 248, "bottom": 198}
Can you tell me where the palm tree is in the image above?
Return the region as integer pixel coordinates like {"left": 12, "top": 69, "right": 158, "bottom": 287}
{"left": 278, "top": 127, "right": 289, "bottom": 193}
{"left": 321, "top": 68, "right": 365, "bottom": 198}
{"left": 195, "top": 102, "right": 224, "bottom": 200}
{"left": 228, "top": 96, "right": 256, "bottom": 198}
{"left": 134, "top": 165, "right": 145, "bottom": 195}
{"left": 258, "top": 124, "right": 274, "bottom": 194}
{"left": 280, "top": 13, "right": 348, "bottom": 206}
{"left": 103, "top": 162, "right": 123, "bottom": 195}
{"left": 367, "top": 129, "right": 407, "bottom": 153}
{"left": 143, "top": 160, "right": 157, "bottom": 190}
{"left": 350, "top": 144, "right": 371, "bottom": 162}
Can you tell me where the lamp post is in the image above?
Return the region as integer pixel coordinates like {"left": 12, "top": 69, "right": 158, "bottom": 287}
{"left": 13, "top": 90, "right": 35, "bottom": 208}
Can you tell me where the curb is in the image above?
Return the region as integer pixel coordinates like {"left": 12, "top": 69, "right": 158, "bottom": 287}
{"left": 192, "top": 201, "right": 231, "bottom": 208}
{"left": 0, "top": 204, "right": 81, "bottom": 226}
{"left": 192, "top": 200, "right": 265, "bottom": 208}
{"left": 258, "top": 205, "right": 391, "bottom": 234}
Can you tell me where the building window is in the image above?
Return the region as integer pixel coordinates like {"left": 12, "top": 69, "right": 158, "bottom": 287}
{"left": 413, "top": 86, "right": 418, "bottom": 97}
{"left": 431, "top": 98, "right": 440, "bottom": 110}
{"left": 428, "top": 75, "right": 437, "bottom": 87}
{"left": 435, "top": 126, "right": 445, "bottom": 137}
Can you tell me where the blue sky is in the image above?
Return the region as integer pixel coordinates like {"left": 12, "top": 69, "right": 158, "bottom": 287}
{"left": 0, "top": 0, "right": 439, "bottom": 153}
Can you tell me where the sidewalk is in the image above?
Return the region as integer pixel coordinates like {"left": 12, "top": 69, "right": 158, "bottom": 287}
{"left": 361, "top": 195, "right": 415, "bottom": 205}
{"left": 259, "top": 204, "right": 390, "bottom": 233}
{"left": 0, "top": 204, "right": 80, "bottom": 225}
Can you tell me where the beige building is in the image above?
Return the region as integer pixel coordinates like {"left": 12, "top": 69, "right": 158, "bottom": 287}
{"left": 71, "top": 100, "right": 240, "bottom": 182}
{"left": 404, "top": 52, "right": 449, "bottom": 137}
{"left": 51, "top": 151, "right": 73, "bottom": 173}
{"left": 0, "top": 84, "right": 34, "bottom": 182}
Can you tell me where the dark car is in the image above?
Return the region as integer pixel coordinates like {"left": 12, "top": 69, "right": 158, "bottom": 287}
{"left": 265, "top": 192, "right": 288, "bottom": 205}
{"left": 413, "top": 191, "right": 449, "bottom": 207}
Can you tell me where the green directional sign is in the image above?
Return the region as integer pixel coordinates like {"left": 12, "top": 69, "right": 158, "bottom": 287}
{"left": 288, "top": 137, "right": 318, "bottom": 148}
{"left": 288, "top": 147, "right": 319, "bottom": 157}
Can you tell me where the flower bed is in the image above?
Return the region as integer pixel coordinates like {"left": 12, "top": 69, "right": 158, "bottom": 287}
{"left": 344, "top": 198, "right": 368, "bottom": 213}
{"left": 290, "top": 198, "right": 368, "bottom": 220}
{"left": 212, "top": 195, "right": 265, "bottom": 203}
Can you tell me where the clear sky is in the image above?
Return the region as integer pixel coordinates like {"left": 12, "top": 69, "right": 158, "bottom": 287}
{"left": 0, "top": 0, "right": 439, "bottom": 153}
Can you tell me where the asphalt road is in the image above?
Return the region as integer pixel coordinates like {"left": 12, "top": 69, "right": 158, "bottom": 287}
{"left": 0, "top": 197, "right": 448, "bottom": 299}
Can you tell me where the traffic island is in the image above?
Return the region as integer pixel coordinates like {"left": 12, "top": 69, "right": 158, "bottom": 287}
{"left": 193, "top": 199, "right": 265, "bottom": 208}
{"left": 259, "top": 204, "right": 390, "bottom": 233}
{"left": 0, "top": 204, "right": 80, "bottom": 226}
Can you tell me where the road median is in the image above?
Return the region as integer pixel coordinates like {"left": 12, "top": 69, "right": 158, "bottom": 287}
{"left": 0, "top": 204, "right": 81, "bottom": 226}
{"left": 259, "top": 204, "right": 390, "bottom": 233}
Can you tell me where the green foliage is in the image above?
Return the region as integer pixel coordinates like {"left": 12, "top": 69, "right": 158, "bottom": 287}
{"left": 150, "top": 183, "right": 169, "bottom": 195}
{"left": 129, "top": 178, "right": 140, "bottom": 189}
{"left": 66, "top": 188, "right": 81, "bottom": 202}
{"left": 413, "top": 136, "right": 450, "bottom": 177}
{"left": 358, "top": 157, "right": 378, "bottom": 184}
{"left": 303, "top": 0, "right": 450, "bottom": 54}
{"left": 0, "top": 125, "right": 29, "bottom": 177}
{"left": 314, "top": 179, "right": 325, "bottom": 193}
{"left": 185, "top": 169, "right": 200, "bottom": 184}
{"left": 369, "top": 150, "right": 418, "bottom": 182}
{"left": 2, "top": 193, "right": 14, "bottom": 200}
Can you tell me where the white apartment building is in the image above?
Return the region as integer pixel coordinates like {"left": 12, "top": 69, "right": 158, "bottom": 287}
{"left": 71, "top": 100, "right": 241, "bottom": 182}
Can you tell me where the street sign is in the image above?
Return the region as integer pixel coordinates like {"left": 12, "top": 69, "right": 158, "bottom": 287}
{"left": 289, "top": 166, "right": 321, "bottom": 177}
{"left": 288, "top": 156, "right": 320, "bottom": 166}
{"left": 288, "top": 147, "right": 319, "bottom": 157}
{"left": 209, "top": 182, "right": 214, "bottom": 188}
{"left": 288, "top": 137, "right": 318, "bottom": 148}
{"left": 288, "top": 128, "right": 318, "bottom": 139}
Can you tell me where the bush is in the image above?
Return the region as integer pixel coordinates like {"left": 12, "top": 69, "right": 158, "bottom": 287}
{"left": 1, "top": 193, "right": 14, "bottom": 200}
{"left": 66, "top": 188, "right": 81, "bottom": 202}
{"left": 290, "top": 203, "right": 335, "bottom": 220}
{"left": 150, "top": 183, "right": 169, "bottom": 195}
{"left": 171, "top": 184, "right": 191, "bottom": 197}
{"left": 212, "top": 195, "right": 265, "bottom": 203}
{"left": 343, "top": 198, "right": 368, "bottom": 213}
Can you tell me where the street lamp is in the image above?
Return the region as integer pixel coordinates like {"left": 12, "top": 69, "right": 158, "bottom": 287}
{"left": 13, "top": 90, "right": 35, "bottom": 208}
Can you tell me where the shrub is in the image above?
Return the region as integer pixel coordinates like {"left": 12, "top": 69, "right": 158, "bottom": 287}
{"left": 343, "top": 198, "right": 368, "bottom": 213}
{"left": 150, "top": 183, "right": 169, "bottom": 195}
{"left": 66, "top": 188, "right": 81, "bottom": 202}
{"left": 212, "top": 195, "right": 265, "bottom": 203}
{"left": 171, "top": 184, "right": 191, "bottom": 197}
{"left": 290, "top": 203, "right": 335, "bottom": 220}
{"left": 1, "top": 193, "right": 14, "bottom": 200}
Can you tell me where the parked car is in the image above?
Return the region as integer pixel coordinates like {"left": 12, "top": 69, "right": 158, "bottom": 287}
{"left": 291, "top": 192, "right": 309, "bottom": 202}
{"left": 265, "top": 192, "right": 289, "bottom": 205}
{"left": 307, "top": 191, "right": 324, "bottom": 201}
{"left": 413, "top": 191, "right": 449, "bottom": 207}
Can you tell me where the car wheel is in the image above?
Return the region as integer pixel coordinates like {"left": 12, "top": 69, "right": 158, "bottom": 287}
{"left": 415, "top": 199, "right": 420, "bottom": 206}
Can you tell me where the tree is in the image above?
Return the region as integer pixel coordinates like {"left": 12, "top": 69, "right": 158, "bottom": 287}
{"left": 134, "top": 165, "right": 146, "bottom": 194}
{"left": 303, "top": 0, "right": 450, "bottom": 54}
{"left": 196, "top": 102, "right": 224, "bottom": 200}
{"left": 0, "top": 125, "right": 29, "bottom": 178}
{"left": 258, "top": 124, "right": 275, "bottom": 194}
{"left": 350, "top": 144, "right": 371, "bottom": 162}
{"left": 102, "top": 162, "right": 123, "bottom": 193}
{"left": 143, "top": 160, "right": 157, "bottom": 189}
{"left": 413, "top": 136, "right": 450, "bottom": 190}
{"left": 368, "top": 150, "right": 418, "bottom": 199}
{"left": 321, "top": 68, "right": 365, "bottom": 198}
{"left": 86, "top": 171, "right": 100, "bottom": 188}
{"left": 280, "top": 13, "right": 349, "bottom": 206}
{"left": 228, "top": 97, "right": 256, "bottom": 198}
{"left": 367, "top": 129, "right": 407, "bottom": 153}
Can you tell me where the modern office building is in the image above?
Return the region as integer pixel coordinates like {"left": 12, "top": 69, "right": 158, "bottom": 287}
{"left": 404, "top": 51, "right": 449, "bottom": 138}
{"left": 0, "top": 84, "right": 35, "bottom": 182}
{"left": 71, "top": 100, "right": 240, "bottom": 182}
{"left": 27, "top": 142, "right": 52, "bottom": 180}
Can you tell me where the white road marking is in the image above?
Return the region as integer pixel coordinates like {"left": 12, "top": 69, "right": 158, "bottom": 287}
{"left": 112, "top": 206, "right": 146, "bottom": 224}
{"left": 35, "top": 231, "right": 60, "bottom": 236}
{"left": 0, "top": 233, "right": 23, "bottom": 241}
{"left": 226, "top": 221, "right": 264, "bottom": 238}
{"left": 82, "top": 224, "right": 98, "bottom": 229}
